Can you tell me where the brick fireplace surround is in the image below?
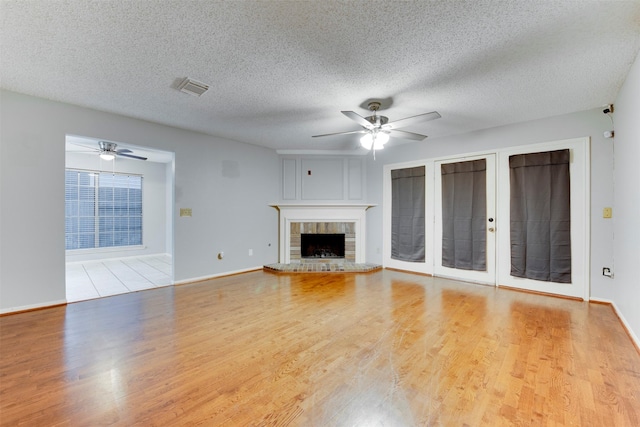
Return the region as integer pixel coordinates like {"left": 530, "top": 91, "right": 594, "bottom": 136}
{"left": 265, "top": 204, "right": 381, "bottom": 272}
{"left": 290, "top": 221, "right": 355, "bottom": 263}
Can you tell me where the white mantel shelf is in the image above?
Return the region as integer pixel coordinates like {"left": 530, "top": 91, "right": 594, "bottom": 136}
{"left": 270, "top": 203, "right": 376, "bottom": 264}
{"left": 270, "top": 203, "right": 377, "bottom": 210}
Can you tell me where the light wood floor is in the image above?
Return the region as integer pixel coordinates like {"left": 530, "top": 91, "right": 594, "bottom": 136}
{"left": 1, "top": 270, "right": 639, "bottom": 426}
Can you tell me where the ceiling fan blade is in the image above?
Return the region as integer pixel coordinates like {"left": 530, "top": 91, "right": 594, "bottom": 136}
{"left": 341, "top": 111, "right": 374, "bottom": 129}
{"left": 68, "top": 141, "right": 99, "bottom": 152}
{"left": 118, "top": 153, "right": 148, "bottom": 161}
{"left": 312, "top": 129, "right": 367, "bottom": 138}
{"left": 384, "top": 111, "right": 441, "bottom": 130}
{"left": 73, "top": 148, "right": 99, "bottom": 153}
{"left": 388, "top": 129, "right": 428, "bottom": 141}
{"left": 116, "top": 148, "right": 133, "bottom": 154}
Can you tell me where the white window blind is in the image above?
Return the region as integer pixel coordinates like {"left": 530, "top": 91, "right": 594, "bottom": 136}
{"left": 65, "top": 170, "right": 143, "bottom": 250}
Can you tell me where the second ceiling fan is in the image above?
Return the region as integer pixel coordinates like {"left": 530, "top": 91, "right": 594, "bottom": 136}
{"left": 313, "top": 101, "right": 441, "bottom": 150}
{"left": 95, "top": 141, "right": 147, "bottom": 161}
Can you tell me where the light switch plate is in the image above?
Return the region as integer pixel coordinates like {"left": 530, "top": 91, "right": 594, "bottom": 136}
{"left": 180, "top": 208, "right": 192, "bottom": 217}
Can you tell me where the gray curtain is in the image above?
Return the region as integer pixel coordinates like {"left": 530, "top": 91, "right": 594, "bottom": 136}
{"left": 509, "top": 149, "right": 571, "bottom": 283}
{"left": 391, "top": 166, "right": 425, "bottom": 262}
{"left": 441, "top": 159, "right": 487, "bottom": 271}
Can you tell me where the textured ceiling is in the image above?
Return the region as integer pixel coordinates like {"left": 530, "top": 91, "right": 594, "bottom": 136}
{"left": 2, "top": 1, "right": 639, "bottom": 153}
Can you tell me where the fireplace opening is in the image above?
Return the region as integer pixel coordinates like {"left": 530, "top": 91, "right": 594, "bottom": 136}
{"left": 301, "top": 233, "right": 345, "bottom": 259}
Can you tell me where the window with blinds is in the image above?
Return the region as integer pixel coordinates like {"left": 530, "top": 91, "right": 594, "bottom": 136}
{"left": 65, "top": 169, "right": 143, "bottom": 250}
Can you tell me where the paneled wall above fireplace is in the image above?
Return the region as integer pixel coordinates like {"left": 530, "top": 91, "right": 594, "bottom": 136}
{"left": 279, "top": 156, "right": 366, "bottom": 202}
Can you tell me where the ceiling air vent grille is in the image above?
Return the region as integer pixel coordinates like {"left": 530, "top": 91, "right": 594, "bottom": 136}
{"left": 178, "top": 77, "right": 209, "bottom": 97}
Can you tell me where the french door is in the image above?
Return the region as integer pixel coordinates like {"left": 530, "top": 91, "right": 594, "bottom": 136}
{"left": 432, "top": 139, "right": 589, "bottom": 299}
{"left": 383, "top": 137, "right": 589, "bottom": 299}
{"left": 434, "top": 154, "right": 496, "bottom": 284}
{"left": 496, "top": 138, "right": 589, "bottom": 299}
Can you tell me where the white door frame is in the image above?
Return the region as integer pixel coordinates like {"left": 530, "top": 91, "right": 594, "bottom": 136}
{"left": 496, "top": 137, "right": 590, "bottom": 300}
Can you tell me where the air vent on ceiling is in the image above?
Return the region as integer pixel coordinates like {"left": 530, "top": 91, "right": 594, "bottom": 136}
{"left": 177, "top": 77, "right": 209, "bottom": 97}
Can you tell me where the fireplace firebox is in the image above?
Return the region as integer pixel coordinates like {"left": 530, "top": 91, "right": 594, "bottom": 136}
{"left": 301, "top": 233, "right": 345, "bottom": 259}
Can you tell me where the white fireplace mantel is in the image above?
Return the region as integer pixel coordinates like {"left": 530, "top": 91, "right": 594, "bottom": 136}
{"left": 270, "top": 203, "right": 376, "bottom": 263}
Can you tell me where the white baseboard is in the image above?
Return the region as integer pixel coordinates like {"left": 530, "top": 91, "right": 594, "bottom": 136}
{"left": 173, "top": 266, "right": 263, "bottom": 286}
{"left": 590, "top": 297, "right": 640, "bottom": 350}
{"left": 0, "top": 299, "right": 67, "bottom": 315}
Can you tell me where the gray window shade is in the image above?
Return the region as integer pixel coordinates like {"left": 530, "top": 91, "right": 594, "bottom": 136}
{"left": 391, "top": 166, "right": 425, "bottom": 262}
{"left": 509, "top": 149, "right": 571, "bottom": 283}
{"left": 441, "top": 159, "right": 487, "bottom": 271}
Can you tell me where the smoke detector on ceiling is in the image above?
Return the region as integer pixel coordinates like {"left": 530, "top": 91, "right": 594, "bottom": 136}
{"left": 177, "top": 77, "right": 209, "bottom": 97}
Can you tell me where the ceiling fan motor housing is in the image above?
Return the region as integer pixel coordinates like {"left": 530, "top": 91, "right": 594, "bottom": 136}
{"left": 99, "top": 141, "right": 118, "bottom": 152}
{"left": 365, "top": 115, "right": 389, "bottom": 126}
{"left": 365, "top": 101, "right": 388, "bottom": 127}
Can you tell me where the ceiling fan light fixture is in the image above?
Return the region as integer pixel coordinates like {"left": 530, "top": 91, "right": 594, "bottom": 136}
{"left": 360, "top": 133, "right": 374, "bottom": 150}
{"left": 99, "top": 152, "right": 115, "bottom": 161}
{"left": 376, "top": 132, "right": 390, "bottom": 146}
{"left": 360, "top": 131, "right": 389, "bottom": 151}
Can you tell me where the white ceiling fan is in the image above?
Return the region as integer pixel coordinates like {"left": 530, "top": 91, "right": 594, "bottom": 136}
{"left": 70, "top": 140, "right": 148, "bottom": 161}
{"left": 97, "top": 141, "right": 147, "bottom": 161}
{"left": 312, "top": 101, "right": 441, "bottom": 150}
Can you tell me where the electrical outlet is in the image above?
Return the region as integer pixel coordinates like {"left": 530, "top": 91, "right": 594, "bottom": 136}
{"left": 603, "top": 207, "right": 612, "bottom": 218}
{"left": 249, "top": 249, "right": 253, "bottom": 256}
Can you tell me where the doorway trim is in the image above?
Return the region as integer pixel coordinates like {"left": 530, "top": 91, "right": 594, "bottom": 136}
{"left": 64, "top": 134, "right": 176, "bottom": 302}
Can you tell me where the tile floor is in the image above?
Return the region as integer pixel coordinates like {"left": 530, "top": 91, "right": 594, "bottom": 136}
{"left": 66, "top": 254, "right": 173, "bottom": 303}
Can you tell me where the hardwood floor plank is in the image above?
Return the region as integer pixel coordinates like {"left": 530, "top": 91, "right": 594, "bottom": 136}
{"left": 1, "top": 270, "right": 639, "bottom": 426}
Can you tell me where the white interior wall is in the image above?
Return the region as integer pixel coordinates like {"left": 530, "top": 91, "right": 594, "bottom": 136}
{"left": 0, "top": 90, "right": 279, "bottom": 312}
{"left": 610, "top": 51, "right": 640, "bottom": 343}
{"left": 65, "top": 151, "right": 169, "bottom": 262}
